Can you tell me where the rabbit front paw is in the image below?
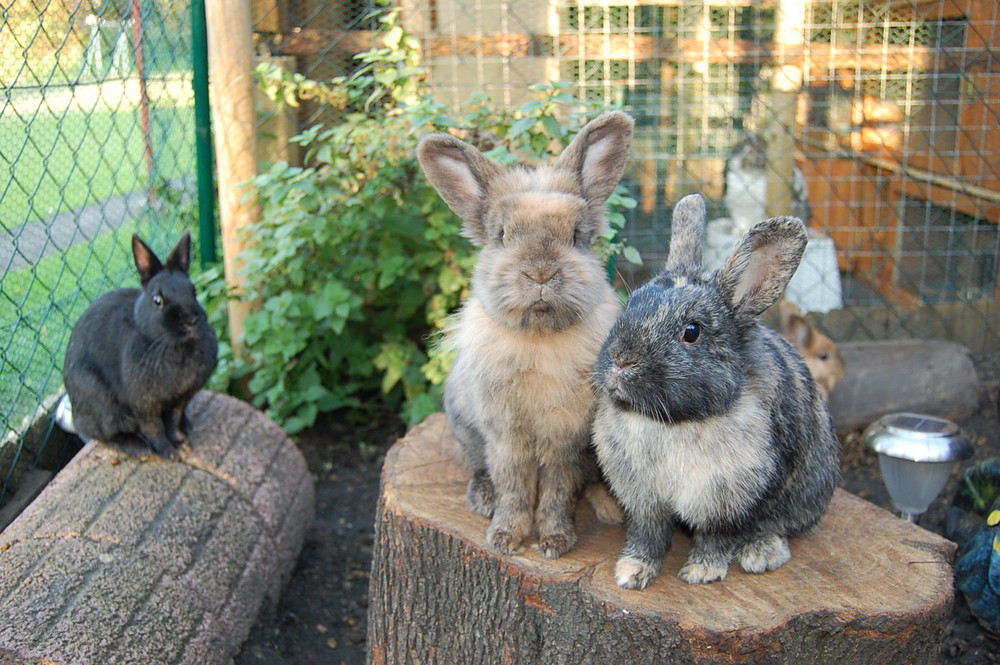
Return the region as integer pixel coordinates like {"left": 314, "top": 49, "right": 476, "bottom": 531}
{"left": 738, "top": 534, "right": 791, "bottom": 574}
{"left": 615, "top": 555, "right": 662, "bottom": 590}
{"left": 466, "top": 470, "right": 495, "bottom": 518}
{"left": 678, "top": 560, "right": 729, "bottom": 584}
{"left": 538, "top": 529, "right": 576, "bottom": 559}
{"left": 486, "top": 525, "right": 528, "bottom": 555}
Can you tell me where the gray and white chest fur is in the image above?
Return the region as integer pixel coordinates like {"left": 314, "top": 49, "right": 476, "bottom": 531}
{"left": 593, "top": 392, "right": 777, "bottom": 528}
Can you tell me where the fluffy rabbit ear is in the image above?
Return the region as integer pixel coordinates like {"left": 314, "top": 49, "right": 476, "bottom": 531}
{"left": 717, "top": 216, "right": 807, "bottom": 323}
{"left": 665, "top": 193, "right": 706, "bottom": 273}
{"left": 779, "top": 300, "right": 812, "bottom": 348}
{"left": 132, "top": 235, "right": 163, "bottom": 287}
{"left": 417, "top": 134, "right": 506, "bottom": 246}
{"left": 554, "top": 111, "right": 634, "bottom": 206}
{"left": 165, "top": 231, "right": 192, "bottom": 274}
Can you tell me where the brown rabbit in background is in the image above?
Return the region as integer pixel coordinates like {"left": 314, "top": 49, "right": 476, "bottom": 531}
{"left": 779, "top": 300, "right": 845, "bottom": 400}
{"left": 417, "top": 111, "right": 634, "bottom": 558}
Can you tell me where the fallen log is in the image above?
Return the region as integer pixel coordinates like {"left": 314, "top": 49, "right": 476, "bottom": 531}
{"left": 0, "top": 391, "right": 314, "bottom": 665}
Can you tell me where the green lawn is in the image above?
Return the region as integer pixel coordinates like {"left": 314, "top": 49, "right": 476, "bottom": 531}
{"left": 0, "top": 94, "right": 198, "bottom": 435}
{"left": 0, "top": 103, "right": 196, "bottom": 227}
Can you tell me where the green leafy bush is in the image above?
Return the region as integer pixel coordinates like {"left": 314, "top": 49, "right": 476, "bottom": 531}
{"left": 218, "top": 4, "right": 639, "bottom": 433}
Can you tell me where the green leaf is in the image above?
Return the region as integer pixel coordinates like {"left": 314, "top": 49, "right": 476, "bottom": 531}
{"left": 509, "top": 116, "right": 536, "bottom": 138}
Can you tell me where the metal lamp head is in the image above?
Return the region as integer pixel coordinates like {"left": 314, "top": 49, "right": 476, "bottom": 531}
{"left": 864, "top": 412, "right": 974, "bottom": 522}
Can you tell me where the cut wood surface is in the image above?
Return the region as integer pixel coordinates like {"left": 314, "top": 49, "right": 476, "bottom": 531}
{"left": 368, "top": 413, "right": 957, "bottom": 665}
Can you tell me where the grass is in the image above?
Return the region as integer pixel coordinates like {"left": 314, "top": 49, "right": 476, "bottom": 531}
{"left": 0, "top": 224, "right": 137, "bottom": 432}
{"left": 0, "top": 102, "right": 196, "bottom": 227}
{"left": 0, "top": 85, "right": 198, "bottom": 435}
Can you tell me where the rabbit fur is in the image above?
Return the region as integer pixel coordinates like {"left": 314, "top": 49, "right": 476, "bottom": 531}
{"left": 63, "top": 231, "right": 218, "bottom": 458}
{"left": 779, "top": 300, "right": 845, "bottom": 400}
{"left": 592, "top": 194, "right": 839, "bottom": 589}
{"left": 418, "top": 111, "right": 633, "bottom": 558}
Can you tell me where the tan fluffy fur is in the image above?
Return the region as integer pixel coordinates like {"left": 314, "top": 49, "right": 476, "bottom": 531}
{"left": 419, "top": 111, "right": 634, "bottom": 557}
{"left": 779, "top": 300, "right": 845, "bottom": 400}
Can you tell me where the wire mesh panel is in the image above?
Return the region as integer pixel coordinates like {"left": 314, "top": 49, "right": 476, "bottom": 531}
{"left": 0, "top": 0, "right": 197, "bottom": 508}
{"left": 252, "top": 0, "right": 1000, "bottom": 368}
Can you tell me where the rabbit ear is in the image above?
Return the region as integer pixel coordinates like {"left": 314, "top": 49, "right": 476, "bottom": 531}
{"left": 717, "top": 216, "right": 807, "bottom": 323}
{"left": 132, "top": 235, "right": 163, "bottom": 287}
{"left": 665, "top": 193, "right": 706, "bottom": 273}
{"left": 779, "top": 300, "right": 812, "bottom": 348}
{"left": 417, "top": 134, "right": 506, "bottom": 246}
{"left": 554, "top": 111, "right": 634, "bottom": 206}
{"left": 165, "top": 231, "right": 192, "bottom": 274}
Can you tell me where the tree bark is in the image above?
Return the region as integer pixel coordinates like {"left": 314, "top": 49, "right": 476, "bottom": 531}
{"left": 368, "top": 413, "right": 956, "bottom": 665}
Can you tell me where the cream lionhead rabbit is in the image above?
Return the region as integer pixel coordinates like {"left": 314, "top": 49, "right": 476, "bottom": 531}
{"left": 592, "top": 194, "right": 840, "bottom": 589}
{"left": 417, "top": 111, "right": 633, "bottom": 558}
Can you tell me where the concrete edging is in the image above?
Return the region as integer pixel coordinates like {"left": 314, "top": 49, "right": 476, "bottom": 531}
{"left": 0, "top": 391, "right": 315, "bottom": 665}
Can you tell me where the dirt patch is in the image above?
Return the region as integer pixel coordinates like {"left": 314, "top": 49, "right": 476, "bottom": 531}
{"left": 236, "top": 397, "right": 1000, "bottom": 665}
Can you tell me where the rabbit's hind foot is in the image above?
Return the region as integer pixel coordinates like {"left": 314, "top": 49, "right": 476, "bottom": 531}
{"left": 738, "top": 533, "right": 791, "bottom": 574}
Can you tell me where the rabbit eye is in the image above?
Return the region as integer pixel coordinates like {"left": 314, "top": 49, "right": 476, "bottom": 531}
{"left": 152, "top": 293, "right": 164, "bottom": 308}
{"left": 818, "top": 351, "right": 830, "bottom": 361}
{"left": 498, "top": 227, "right": 506, "bottom": 245}
{"left": 682, "top": 322, "right": 701, "bottom": 344}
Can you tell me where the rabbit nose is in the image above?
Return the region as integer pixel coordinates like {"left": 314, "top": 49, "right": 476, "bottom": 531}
{"left": 524, "top": 267, "right": 559, "bottom": 285}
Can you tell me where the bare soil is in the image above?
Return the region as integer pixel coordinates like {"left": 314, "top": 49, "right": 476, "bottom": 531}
{"left": 236, "top": 395, "right": 1000, "bottom": 665}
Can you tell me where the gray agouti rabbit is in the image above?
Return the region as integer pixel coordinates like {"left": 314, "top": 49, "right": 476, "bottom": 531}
{"left": 592, "top": 194, "right": 839, "bottom": 589}
{"left": 418, "top": 111, "right": 633, "bottom": 558}
{"left": 63, "top": 231, "right": 218, "bottom": 458}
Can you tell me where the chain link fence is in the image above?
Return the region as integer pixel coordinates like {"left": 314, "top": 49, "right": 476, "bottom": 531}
{"left": 256, "top": 0, "right": 999, "bottom": 360}
{"left": 0, "top": 0, "right": 197, "bottom": 512}
{"left": 3, "top": 0, "right": 998, "bottom": 510}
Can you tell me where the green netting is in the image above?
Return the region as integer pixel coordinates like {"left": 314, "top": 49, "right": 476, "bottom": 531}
{"left": 1, "top": 0, "right": 196, "bottom": 508}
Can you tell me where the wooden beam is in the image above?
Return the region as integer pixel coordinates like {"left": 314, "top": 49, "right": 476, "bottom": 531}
{"left": 206, "top": 0, "right": 260, "bottom": 360}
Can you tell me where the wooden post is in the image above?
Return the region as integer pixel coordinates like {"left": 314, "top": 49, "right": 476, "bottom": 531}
{"left": 765, "top": 0, "right": 805, "bottom": 219}
{"left": 205, "top": 0, "right": 259, "bottom": 360}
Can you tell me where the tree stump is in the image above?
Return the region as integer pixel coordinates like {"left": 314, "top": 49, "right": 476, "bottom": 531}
{"left": 368, "top": 414, "right": 957, "bottom": 665}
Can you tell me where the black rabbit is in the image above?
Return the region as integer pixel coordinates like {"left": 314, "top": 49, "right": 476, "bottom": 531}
{"left": 63, "top": 231, "right": 218, "bottom": 458}
{"left": 592, "top": 194, "right": 839, "bottom": 589}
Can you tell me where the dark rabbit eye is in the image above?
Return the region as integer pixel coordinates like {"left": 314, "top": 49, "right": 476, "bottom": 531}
{"left": 818, "top": 351, "right": 830, "bottom": 361}
{"left": 498, "top": 228, "right": 506, "bottom": 245}
{"left": 152, "top": 293, "right": 164, "bottom": 308}
{"left": 682, "top": 322, "right": 700, "bottom": 344}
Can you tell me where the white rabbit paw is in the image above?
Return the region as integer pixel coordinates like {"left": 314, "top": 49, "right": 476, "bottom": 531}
{"left": 738, "top": 534, "right": 791, "bottom": 574}
{"left": 678, "top": 560, "right": 729, "bottom": 584}
{"left": 615, "top": 555, "right": 662, "bottom": 590}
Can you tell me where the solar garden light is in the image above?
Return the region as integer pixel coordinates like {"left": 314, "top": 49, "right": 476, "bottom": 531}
{"left": 864, "top": 412, "right": 974, "bottom": 523}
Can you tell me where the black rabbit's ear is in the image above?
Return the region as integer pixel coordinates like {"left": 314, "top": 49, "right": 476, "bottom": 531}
{"left": 166, "top": 231, "right": 192, "bottom": 273}
{"left": 132, "top": 235, "right": 163, "bottom": 286}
